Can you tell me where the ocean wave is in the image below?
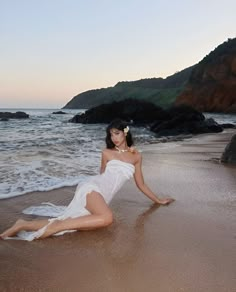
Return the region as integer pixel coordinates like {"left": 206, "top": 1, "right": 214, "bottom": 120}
{"left": 0, "top": 176, "right": 89, "bottom": 199}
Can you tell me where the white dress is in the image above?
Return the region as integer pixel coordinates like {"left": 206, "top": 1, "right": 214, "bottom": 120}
{"left": 5, "top": 159, "right": 135, "bottom": 241}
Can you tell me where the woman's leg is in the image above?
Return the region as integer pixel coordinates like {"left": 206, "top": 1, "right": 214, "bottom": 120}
{"left": 0, "top": 191, "right": 113, "bottom": 239}
{"left": 0, "top": 218, "right": 50, "bottom": 238}
{"left": 39, "top": 191, "right": 113, "bottom": 239}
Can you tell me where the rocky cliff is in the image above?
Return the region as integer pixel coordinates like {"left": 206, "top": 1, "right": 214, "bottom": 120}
{"left": 175, "top": 38, "right": 236, "bottom": 113}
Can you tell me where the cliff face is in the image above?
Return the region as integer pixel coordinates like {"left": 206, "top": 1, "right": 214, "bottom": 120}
{"left": 175, "top": 38, "right": 236, "bottom": 113}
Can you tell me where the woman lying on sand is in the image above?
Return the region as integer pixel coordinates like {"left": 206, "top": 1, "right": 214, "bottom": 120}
{"left": 0, "top": 119, "right": 174, "bottom": 241}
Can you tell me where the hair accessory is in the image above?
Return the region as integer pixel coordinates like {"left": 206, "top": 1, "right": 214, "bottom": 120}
{"left": 123, "top": 126, "right": 129, "bottom": 134}
{"left": 129, "top": 146, "right": 135, "bottom": 153}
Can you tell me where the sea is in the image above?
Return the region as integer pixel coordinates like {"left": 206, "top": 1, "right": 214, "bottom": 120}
{"left": 0, "top": 108, "right": 235, "bottom": 199}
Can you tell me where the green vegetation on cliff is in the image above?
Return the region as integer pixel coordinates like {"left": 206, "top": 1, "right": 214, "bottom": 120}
{"left": 63, "top": 66, "right": 194, "bottom": 109}
{"left": 199, "top": 38, "right": 236, "bottom": 65}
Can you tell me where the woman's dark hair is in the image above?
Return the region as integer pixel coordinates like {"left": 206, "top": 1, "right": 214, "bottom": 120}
{"left": 106, "top": 119, "right": 134, "bottom": 149}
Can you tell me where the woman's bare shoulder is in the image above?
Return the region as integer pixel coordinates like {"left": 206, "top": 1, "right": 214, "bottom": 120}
{"left": 130, "top": 147, "right": 142, "bottom": 163}
{"left": 102, "top": 148, "right": 113, "bottom": 158}
{"left": 102, "top": 148, "right": 112, "bottom": 154}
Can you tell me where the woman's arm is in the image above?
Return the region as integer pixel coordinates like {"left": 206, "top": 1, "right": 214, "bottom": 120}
{"left": 133, "top": 153, "right": 174, "bottom": 205}
{"left": 100, "top": 149, "right": 108, "bottom": 174}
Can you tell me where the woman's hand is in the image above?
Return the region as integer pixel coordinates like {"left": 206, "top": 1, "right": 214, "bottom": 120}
{"left": 155, "top": 197, "right": 175, "bottom": 205}
{"left": 133, "top": 153, "right": 175, "bottom": 206}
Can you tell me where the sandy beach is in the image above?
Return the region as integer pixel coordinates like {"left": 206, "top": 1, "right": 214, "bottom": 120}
{"left": 0, "top": 129, "right": 235, "bottom": 292}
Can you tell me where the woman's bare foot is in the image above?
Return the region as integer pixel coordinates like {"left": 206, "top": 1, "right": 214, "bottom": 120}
{"left": 0, "top": 219, "right": 26, "bottom": 239}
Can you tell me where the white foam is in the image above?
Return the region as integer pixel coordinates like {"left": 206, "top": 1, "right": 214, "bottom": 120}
{"left": 0, "top": 175, "right": 88, "bottom": 199}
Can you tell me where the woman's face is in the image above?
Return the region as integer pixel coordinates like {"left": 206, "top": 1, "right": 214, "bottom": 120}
{"left": 110, "top": 128, "right": 126, "bottom": 147}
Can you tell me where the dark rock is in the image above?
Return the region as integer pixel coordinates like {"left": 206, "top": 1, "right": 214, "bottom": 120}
{"left": 1, "top": 118, "right": 9, "bottom": 121}
{"left": 204, "top": 118, "right": 223, "bottom": 132}
{"left": 221, "top": 134, "right": 236, "bottom": 164}
{"left": 0, "top": 111, "right": 29, "bottom": 120}
{"left": 69, "top": 100, "right": 224, "bottom": 137}
{"left": 150, "top": 105, "right": 223, "bottom": 136}
{"left": 220, "top": 123, "right": 236, "bottom": 129}
{"left": 52, "top": 111, "right": 67, "bottom": 114}
{"left": 69, "top": 99, "right": 167, "bottom": 124}
{"left": 166, "top": 104, "right": 205, "bottom": 121}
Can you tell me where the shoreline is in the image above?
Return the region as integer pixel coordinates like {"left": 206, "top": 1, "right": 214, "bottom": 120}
{"left": 0, "top": 129, "right": 235, "bottom": 291}
{"left": 1, "top": 128, "right": 235, "bottom": 201}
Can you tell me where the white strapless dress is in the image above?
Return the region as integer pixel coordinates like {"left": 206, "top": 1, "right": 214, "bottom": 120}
{"left": 5, "top": 159, "right": 135, "bottom": 241}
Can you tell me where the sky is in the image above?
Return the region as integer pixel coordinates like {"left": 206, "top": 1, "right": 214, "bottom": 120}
{"left": 0, "top": 0, "right": 235, "bottom": 109}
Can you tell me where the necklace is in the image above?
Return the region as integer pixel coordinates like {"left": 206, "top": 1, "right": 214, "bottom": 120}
{"left": 115, "top": 146, "right": 129, "bottom": 153}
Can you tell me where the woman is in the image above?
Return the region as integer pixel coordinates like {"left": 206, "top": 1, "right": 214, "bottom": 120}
{"left": 0, "top": 119, "right": 174, "bottom": 241}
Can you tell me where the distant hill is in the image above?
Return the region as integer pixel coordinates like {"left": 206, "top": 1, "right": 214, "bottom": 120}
{"left": 63, "top": 66, "right": 194, "bottom": 109}
{"left": 63, "top": 38, "right": 236, "bottom": 113}
{"left": 176, "top": 38, "right": 236, "bottom": 113}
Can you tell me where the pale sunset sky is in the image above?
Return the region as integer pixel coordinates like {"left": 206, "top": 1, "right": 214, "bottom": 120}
{"left": 0, "top": 0, "right": 235, "bottom": 108}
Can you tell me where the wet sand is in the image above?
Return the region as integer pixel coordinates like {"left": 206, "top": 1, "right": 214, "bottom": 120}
{"left": 0, "top": 129, "right": 235, "bottom": 292}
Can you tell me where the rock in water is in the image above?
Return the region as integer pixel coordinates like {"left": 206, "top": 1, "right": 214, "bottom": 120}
{"left": 221, "top": 134, "right": 236, "bottom": 164}
{"left": 0, "top": 111, "right": 29, "bottom": 120}
{"left": 69, "top": 98, "right": 166, "bottom": 124}
{"left": 150, "top": 105, "right": 223, "bottom": 136}
{"left": 52, "top": 111, "right": 67, "bottom": 114}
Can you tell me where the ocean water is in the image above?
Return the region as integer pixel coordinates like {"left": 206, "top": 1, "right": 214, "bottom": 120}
{"left": 0, "top": 109, "right": 160, "bottom": 199}
{"left": 203, "top": 112, "right": 236, "bottom": 125}
{"left": 0, "top": 109, "right": 235, "bottom": 199}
